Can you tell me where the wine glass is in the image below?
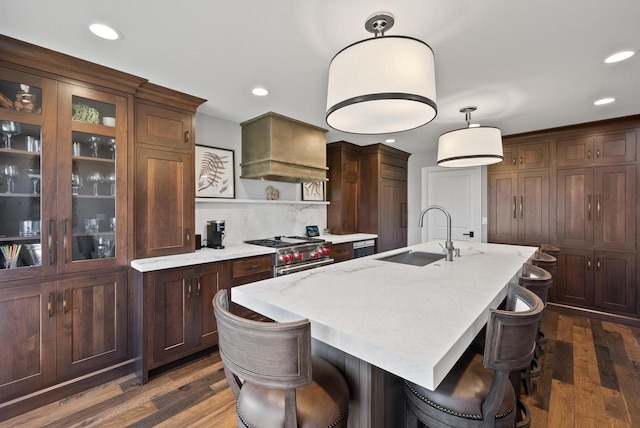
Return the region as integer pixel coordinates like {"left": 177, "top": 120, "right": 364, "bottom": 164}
{"left": 1, "top": 121, "right": 21, "bottom": 149}
{"left": 25, "top": 167, "right": 40, "bottom": 195}
{"left": 106, "top": 138, "right": 116, "bottom": 160}
{"left": 85, "top": 136, "right": 101, "bottom": 158}
{"left": 2, "top": 164, "right": 18, "bottom": 193}
{"left": 104, "top": 171, "right": 116, "bottom": 196}
{"left": 71, "top": 173, "right": 83, "bottom": 195}
{"left": 86, "top": 171, "right": 103, "bottom": 195}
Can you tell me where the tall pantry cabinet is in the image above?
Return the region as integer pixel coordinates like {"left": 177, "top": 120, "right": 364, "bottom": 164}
{"left": 488, "top": 116, "right": 640, "bottom": 319}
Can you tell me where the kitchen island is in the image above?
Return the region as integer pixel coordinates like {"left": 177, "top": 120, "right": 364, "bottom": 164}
{"left": 232, "top": 240, "right": 538, "bottom": 427}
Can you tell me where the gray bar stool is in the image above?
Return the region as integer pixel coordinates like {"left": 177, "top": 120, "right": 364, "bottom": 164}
{"left": 518, "top": 263, "right": 553, "bottom": 396}
{"left": 403, "top": 284, "right": 544, "bottom": 428}
{"left": 213, "top": 289, "right": 349, "bottom": 428}
{"left": 530, "top": 250, "right": 557, "bottom": 353}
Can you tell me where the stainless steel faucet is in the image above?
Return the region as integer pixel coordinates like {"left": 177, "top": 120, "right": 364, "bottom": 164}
{"left": 419, "top": 205, "right": 455, "bottom": 261}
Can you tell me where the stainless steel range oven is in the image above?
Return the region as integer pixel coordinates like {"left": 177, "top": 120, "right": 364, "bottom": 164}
{"left": 245, "top": 236, "right": 334, "bottom": 276}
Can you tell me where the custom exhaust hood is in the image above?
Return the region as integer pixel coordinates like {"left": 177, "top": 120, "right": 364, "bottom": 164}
{"left": 240, "top": 112, "right": 328, "bottom": 183}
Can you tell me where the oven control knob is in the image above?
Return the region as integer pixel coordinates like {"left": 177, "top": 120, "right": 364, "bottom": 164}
{"left": 311, "top": 251, "right": 319, "bottom": 259}
{"left": 294, "top": 252, "right": 303, "bottom": 260}
{"left": 280, "top": 254, "right": 291, "bottom": 263}
{"left": 321, "top": 247, "right": 331, "bottom": 255}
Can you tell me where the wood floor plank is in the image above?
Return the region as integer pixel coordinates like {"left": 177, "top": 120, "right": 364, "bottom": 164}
{"left": 613, "top": 362, "right": 640, "bottom": 426}
{"left": 546, "top": 379, "right": 574, "bottom": 428}
{"left": 572, "top": 324, "right": 608, "bottom": 427}
{"left": 156, "top": 383, "right": 235, "bottom": 428}
{"left": 552, "top": 340, "right": 573, "bottom": 384}
{"left": 601, "top": 386, "right": 630, "bottom": 425}
{"left": 89, "top": 401, "right": 158, "bottom": 428}
{"left": 556, "top": 314, "right": 573, "bottom": 343}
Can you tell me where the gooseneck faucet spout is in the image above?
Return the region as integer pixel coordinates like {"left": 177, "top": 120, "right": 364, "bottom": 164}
{"left": 419, "top": 205, "right": 455, "bottom": 261}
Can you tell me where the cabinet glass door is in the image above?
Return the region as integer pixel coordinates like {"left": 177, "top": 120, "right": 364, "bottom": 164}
{"left": 0, "top": 68, "right": 56, "bottom": 279}
{"left": 57, "top": 83, "right": 127, "bottom": 272}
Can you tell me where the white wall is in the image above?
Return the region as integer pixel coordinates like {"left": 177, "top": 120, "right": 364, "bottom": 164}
{"left": 194, "top": 113, "right": 327, "bottom": 246}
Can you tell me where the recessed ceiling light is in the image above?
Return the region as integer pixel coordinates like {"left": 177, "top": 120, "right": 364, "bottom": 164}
{"left": 89, "top": 23, "right": 122, "bottom": 41}
{"left": 385, "top": 138, "right": 396, "bottom": 143}
{"left": 594, "top": 97, "right": 615, "bottom": 106}
{"left": 469, "top": 123, "right": 481, "bottom": 128}
{"left": 604, "top": 51, "right": 635, "bottom": 64}
{"left": 252, "top": 87, "right": 269, "bottom": 96}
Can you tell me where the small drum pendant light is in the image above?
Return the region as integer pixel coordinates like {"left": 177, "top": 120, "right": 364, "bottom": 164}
{"left": 326, "top": 12, "right": 437, "bottom": 134}
{"left": 437, "top": 107, "right": 503, "bottom": 167}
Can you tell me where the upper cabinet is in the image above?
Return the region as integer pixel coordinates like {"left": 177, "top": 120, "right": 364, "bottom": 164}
{"left": 488, "top": 141, "right": 550, "bottom": 172}
{"left": 557, "top": 131, "right": 636, "bottom": 167}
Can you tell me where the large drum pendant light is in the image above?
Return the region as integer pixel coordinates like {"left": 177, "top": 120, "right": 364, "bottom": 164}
{"left": 437, "top": 107, "right": 503, "bottom": 167}
{"left": 326, "top": 12, "right": 437, "bottom": 134}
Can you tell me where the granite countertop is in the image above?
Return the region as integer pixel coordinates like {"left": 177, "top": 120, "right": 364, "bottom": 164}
{"left": 130, "top": 233, "right": 377, "bottom": 272}
{"left": 232, "top": 240, "right": 537, "bottom": 391}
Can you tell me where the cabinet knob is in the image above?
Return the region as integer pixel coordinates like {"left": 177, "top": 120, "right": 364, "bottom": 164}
{"left": 48, "top": 292, "right": 54, "bottom": 318}
{"left": 520, "top": 156, "right": 523, "bottom": 165}
{"left": 184, "top": 130, "right": 190, "bottom": 143}
{"left": 587, "top": 150, "right": 591, "bottom": 159}
{"left": 512, "top": 157, "right": 517, "bottom": 165}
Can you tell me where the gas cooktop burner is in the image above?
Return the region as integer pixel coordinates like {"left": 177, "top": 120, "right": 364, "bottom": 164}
{"left": 245, "top": 236, "right": 325, "bottom": 248}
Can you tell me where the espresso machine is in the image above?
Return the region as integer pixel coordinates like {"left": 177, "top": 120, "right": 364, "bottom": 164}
{"left": 206, "top": 220, "right": 225, "bottom": 249}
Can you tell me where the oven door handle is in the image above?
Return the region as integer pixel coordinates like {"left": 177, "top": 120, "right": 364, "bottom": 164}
{"left": 276, "top": 259, "right": 334, "bottom": 275}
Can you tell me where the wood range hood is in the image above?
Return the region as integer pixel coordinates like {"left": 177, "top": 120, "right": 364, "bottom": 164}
{"left": 240, "top": 112, "right": 328, "bottom": 183}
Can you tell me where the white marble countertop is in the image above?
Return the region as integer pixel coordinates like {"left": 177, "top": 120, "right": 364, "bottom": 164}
{"left": 130, "top": 233, "right": 378, "bottom": 272}
{"left": 232, "top": 240, "right": 537, "bottom": 391}
{"left": 321, "top": 233, "right": 377, "bottom": 244}
{"left": 130, "top": 245, "right": 275, "bottom": 272}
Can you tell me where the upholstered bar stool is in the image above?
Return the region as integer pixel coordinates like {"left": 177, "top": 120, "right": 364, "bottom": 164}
{"left": 213, "top": 289, "right": 349, "bottom": 428}
{"left": 517, "top": 263, "right": 553, "bottom": 396}
{"left": 530, "top": 250, "right": 557, "bottom": 353}
{"left": 403, "top": 284, "right": 544, "bottom": 428}
{"left": 539, "top": 244, "right": 559, "bottom": 274}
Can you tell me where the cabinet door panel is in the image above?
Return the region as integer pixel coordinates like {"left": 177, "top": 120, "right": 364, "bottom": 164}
{"left": 195, "top": 263, "right": 229, "bottom": 348}
{"left": 135, "top": 103, "right": 192, "bottom": 150}
{"left": 594, "top": 131, "right": 636, "bottom": 165}
{"left": 556, "top": 248, "right": 594, "bottom": 307}
{"left": 518, "top": 142, "right": 549, "bottom": 170}
{"left": 594, "top": 251, "right": 636, "bottom": 314}
{"left": 557, "top": 168, "right": 594, "bottom": 246}
{"left": 0, "top": 282, "right": 56, "bottom": 402}
{"left": 136, "top": 147, "right": 193, "bottom": 258}
{"left": 557, "top": 137, "right": 594, "bottom": 167}
{"left": 488, "top": 173, "right": 517, "bottom": 243}
{"left": 518, "top": 170, "right": 549, "bottom": 244}
{"left": 594, "top": 165, "right": 635, "bottom": 250}
{"left": 488, "top": 146, "right": 518, "bottom": 172}
{"left": 56, "top": 272, "right": 127, "bottom": 380}
{"left": 378, "top": 177, "right": 406, "bottom": 252}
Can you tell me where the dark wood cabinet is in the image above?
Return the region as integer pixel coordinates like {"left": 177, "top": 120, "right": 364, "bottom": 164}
{"left": 489, "top": 141, "right": 550, "bottom": 172}
{"left": 359, "top": 144, "right": 409, "bottom": 253}
{"left": 134, "top": 85, "right": 205, "bottom": 259}
{"left": 230, "top": 254, "right": 273, "bottom": 318}
{"left": 327, "top": 142, "right": 360, "bottom": 234}
{"left": 138, "top": 261, "right": 230, "bottom": 382}
{"left": 557, "top": 131, "right": 636, "bottom": 167}
{"left": 488, "top": 169, "right": 550, "bottom": 245}
{"left": 332, "top": 242, "right": 353, "bottom": 263}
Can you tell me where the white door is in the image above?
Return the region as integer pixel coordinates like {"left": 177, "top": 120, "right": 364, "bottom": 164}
{"left": 421, "top": 167, "right": 481, "bottom": 243}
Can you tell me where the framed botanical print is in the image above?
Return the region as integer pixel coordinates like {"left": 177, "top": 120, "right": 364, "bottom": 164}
{"left": 195, "top": 145, "right": 235, "bottom": 198}
{"left": 301, "top": 180, "right": 325, "bottom": 201}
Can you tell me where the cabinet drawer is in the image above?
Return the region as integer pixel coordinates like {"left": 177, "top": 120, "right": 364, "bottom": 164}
{"left": 332, "top": 242, "right": 353, "bottom": 263}
{"left": 135, "top": 102, "right": 193, "bottom": 150}
{"left": 231, "top": 255, "right": 273, "bottom": 285}
{"left": 381, "top": 164, "right": 406, "bottom": 181}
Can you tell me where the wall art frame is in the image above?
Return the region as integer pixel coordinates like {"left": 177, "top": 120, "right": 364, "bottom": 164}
{"left": 195, "top": 145, "right": 235, "bottom": 199}
{"left": 301, "top": 180, "right": 325, "bottom": 201}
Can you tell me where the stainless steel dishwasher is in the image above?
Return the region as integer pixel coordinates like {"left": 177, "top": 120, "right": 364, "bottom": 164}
{"left": 353, "top": 239, "right": 375, "bottom": 258}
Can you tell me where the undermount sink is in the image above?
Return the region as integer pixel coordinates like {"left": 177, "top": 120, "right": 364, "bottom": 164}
{"left": 377, "top": 251, "right": 446, "bottom": 267}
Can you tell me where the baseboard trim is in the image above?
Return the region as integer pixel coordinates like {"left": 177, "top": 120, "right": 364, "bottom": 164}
{"left": 547, "top": 303, "right": 640, "bottom": 327}
{"left": 0, "top": 359, "right": 134, "bottom": 422}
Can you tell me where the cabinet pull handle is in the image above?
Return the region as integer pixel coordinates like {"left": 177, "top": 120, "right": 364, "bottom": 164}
{"left": 596, "top": 195, "right": 601, "bottom": 221}
{"left": 512, "top": 157, "right": 517, "bottom": 165}
{"left": 48, "top": 292, "right": 54, "bottom": 318}
{"left": 47, "top": 219, "right": 55, "bottom": 265}
{"left": 587, "top": 150, "right": 591, "bottom": 159}
{"left": 587, "top": 258, "right": 591, "bottom": 270}
{"left": 63, "top": 219, "right": 68, "bottom": 263}
{"left": 185, "top": 228, "right": 190, "bottom": 242}
{"left": 520, "top": 156, "right": 523, "bottom": 165}
{"left": 520, "top": 196, "right": 524, "bottom": 219}
{"left": 184, "top": 131, "right": 190, "bottom": 143}
{"left": 245, "top": 264, "right": 261, "bottom": 271}
{"left": 513, "top": 196, "right": 517, "bottom": 219}
{"left": 196, "top": 276, "right": 201, "bottom": 296}
{"left": 596, "top": 259, "right": 601, "bottom": 270}
{"left": 596, "top": 149, "right": 600, "bottom": 158}
{"left": 187, "top": 278, "right": 192, "bottom": 298}
{"left": 587, "top": 195, "right": 592, "bottom": 221}
{"left": 63, "top": 290, "right": 68, "bottom": 314}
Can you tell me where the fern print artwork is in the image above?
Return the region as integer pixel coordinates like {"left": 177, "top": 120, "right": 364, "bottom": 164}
{"left": 195, "top": 146, "right": 235, "bottom": 198}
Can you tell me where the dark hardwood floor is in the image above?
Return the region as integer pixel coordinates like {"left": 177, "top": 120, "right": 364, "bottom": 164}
{"left": 3, "top": 306, "right": 640, "bottom": 427}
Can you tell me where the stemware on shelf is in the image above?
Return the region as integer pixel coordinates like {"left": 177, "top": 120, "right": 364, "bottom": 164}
{"left": 107, "top": 138, "right": 116, "bottom": 160}
{"left": 25, "top": 167, "right": 41, "bottom": 195}
{"left": 86, "top": 171, "right": 103, "bottom": 195}
{"left": 85, "top": 136, "right": 101, "bottom": 158}
{"left": 71, "top": 173, "right": 83, "bottom": 195}
{"left": 104, "top": 171, "right": 116, "bottom": 196}
{"left": 2, "top": 164, "right": 18, "bottom": 193}
{"left": 1, "top": 121, "right": 21, "bottom": 149}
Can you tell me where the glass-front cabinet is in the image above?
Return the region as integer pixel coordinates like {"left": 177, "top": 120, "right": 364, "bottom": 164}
{"left": 0, "top": 68, "right": 127, "bottom": 280}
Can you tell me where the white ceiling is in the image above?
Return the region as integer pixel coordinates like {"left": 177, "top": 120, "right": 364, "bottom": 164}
{"left": 2, "top": 0, "right": 639, "bottom": 154}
